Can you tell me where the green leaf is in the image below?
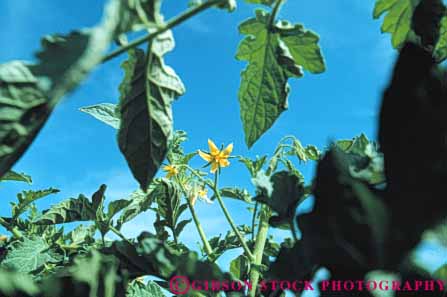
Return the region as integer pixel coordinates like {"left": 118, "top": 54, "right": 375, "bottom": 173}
{"left": 373, "top": 0, "right": 421, "bottom": 48}
{"left": 1, "top": 236, "right": 60, "bottom": 273}
{"left": 117, "top": 0, "right": 163, "bottom": 33}
{"left": 11, "top": 188, "right": 59, "bottom": 220}
{"left": 211, "top": 187, "right": 252, "bottom": 203}
{"left": 174, "top": 219, "right": 192, "bottom": 238}
{"left": 68, "top": 224, "right": 96, "bottom": 247}
{"left": 118, "top": 30, "right": 185, "bottom": 190}
{"left": 434, "top": 16, "right": 447, "bottom": 62}
{"left": 305, "top": 145, "right": 320, "bottom": 161}
{"left": 0, "top": 170, "right": 32, "bottom": 184}
{"left": 208, "top": 231, "right": 242, "bottom": 260}
{"left": 33, "top": 194, "right": 95, "bottom": 225}
{"left": 276, "top": 21, "right": 325, "bottom": 74}
{"left": 433, "top": 264, "right": 447, "bottom": 282}
{"left": 255, "top": 171, "right": 306, "bottom": 227}
{"left": 154, "top": 178, "right": 184, "bottom": 234}
{"left": 244, "top": 0, "right": 275, "bottom": 6}
{"left": 40, "top": 250, "right": 124, "bottom": 297}
{"left": 237, "top": 10, "right": 295, "bottom": 148}
{"left": 0, "top": 268, "right": 40, "bottom": 296}
{"left": 79, "top": 103, "right": 120, "bottom": 129}
{"left": 127, "top": 281, "right": 166, "bottom": 297}
{"left": 237, "top": 9, "right": 325, "bottom": 147}
{"left": 107, "top": 199, "right": 132, "bottom": 219}
{"left": 0, "top": 0, "right": 126, "bottom": 180}
{"left": 229, "top": 255, "right": 250, "bottom": 279}
{"left": 116, "top": 188, "right": 156, "bottom": 229}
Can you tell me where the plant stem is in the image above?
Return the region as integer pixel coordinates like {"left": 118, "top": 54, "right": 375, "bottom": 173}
{"left": 268, "top": 0, "right": 285, "bottom": 28}
{"left": 109, "top": 225, "right": 131, "bottom": 243}
{"left": 249, "top": 207, "right": 270, "bottom": 297}
{"left": 213, "top": 173, "right": 255, "bottom": 261}
{"left": 0, "top": 217, "right": 22, "bottom": 239}
{"left": 101, "top": 0, "right": 226, "bottom": 63}
{"left": 290, "top": 219, "right": 299, "bottom": 242}
{"left": 186, "top": 195, "right": 215, "bottom": 260}
{"left": 251, "top": 202, "right": 259, "bottom": 241}
{"left": 177, "top": 178, "right": 214, "bottom": 260}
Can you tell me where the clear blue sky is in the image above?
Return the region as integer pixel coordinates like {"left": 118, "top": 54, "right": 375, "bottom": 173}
{"left": 0, "top": 0, "right": 445, "bottom": 295}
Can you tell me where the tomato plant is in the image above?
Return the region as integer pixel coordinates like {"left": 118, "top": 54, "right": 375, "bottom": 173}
{"left": 0, "top": 0, "right": 446, "bottom": 296}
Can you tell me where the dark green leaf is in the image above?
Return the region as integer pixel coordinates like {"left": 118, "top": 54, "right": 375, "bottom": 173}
{"left": 33, "top": 194, "right": 95, "bottom": 225}
{"left": 118, "top": 30, "right": 185, "bottom": 190}
{"left": 0, "top": 0, "right": 126, "bottom": 180}
{"left": 174, "top": 219, "right": 192, "bottom": 238}
{"left": 255, "top": 171, "right": 306, "bottom": 228}
{"left": 79, "top": 103, "right": 120, "bottom": 129}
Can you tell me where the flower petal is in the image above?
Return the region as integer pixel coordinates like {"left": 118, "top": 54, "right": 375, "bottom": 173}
{"left": 219, "top": 159, "right": 230, "bottom": 168}
{"left": 222, "top": 143, "right": 233, "bottom": 156}
{"left": 211, "top": 162, "right": 219, "bottom": 173}
{"left": 208, "top": 139, "right": 220, "bottom": 155}
{"left": 198, "top": 150, "right": 212, "bottom": 162}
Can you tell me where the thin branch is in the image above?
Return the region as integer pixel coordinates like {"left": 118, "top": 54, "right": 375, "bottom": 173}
{"left": 101, "top": 0, "right": 226, "bottom": 63}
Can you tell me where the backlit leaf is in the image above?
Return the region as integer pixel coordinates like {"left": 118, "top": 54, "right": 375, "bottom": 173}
{"left": 373, "top": 0, "right": 421, "bottom": 48}
{"left": 0, "top": 170, "right": 32, "bottom": 184}
{"left": 237, "top": 9, "right": 324, "bottom": 147}
{"left": 80, "top": 103, "right": 120, "bottom": 129}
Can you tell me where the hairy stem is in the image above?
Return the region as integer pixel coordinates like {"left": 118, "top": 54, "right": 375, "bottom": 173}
{"left": 213, "top": 173, "right": 255, "bottom": 261}
{"left": 249, "top": 207, "right": 270, "bottom": 297}
{"left": 187, "top": 195, "right": 215, "bottom": 260}
{"left": 0, "top": 217, "right": 22, "bottom": 239}
{"left": 177, "top": 178, "right": 215, "bottom": 260}
{"left": 101, "top": 0, "right": 226, "bottom": 63}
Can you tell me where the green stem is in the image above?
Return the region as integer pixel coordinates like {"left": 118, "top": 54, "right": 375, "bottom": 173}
{"left": 177, "top": 178, "right": 215, "bottom": 260}
{"left": 101, "top": 0, "right": 226, "bottom": 63}
{"left": 187, "top": 195, "right": 215, "bottom": 260}
{"left": 249, "top": 207, "right": 270, "bottom": 297}
{"left": 251, "top": 202, "right": 259, "bottom": 241}
{"left": 268, "top": 0, "right": 285, "bottom": 28}
{"left": 109, "top": 225, "right": 131, "bottom": 243}
{"left": 177, "top": 164, "right": 215, "bottom": 189}
{"left": 213, "top": 173, "right": 255, "bottom": 261}
{"left": 290, "top": 219, "right": 299, "bottom": 242}
{"left": 0, "top": 217, "right": 22, "bottom": 239}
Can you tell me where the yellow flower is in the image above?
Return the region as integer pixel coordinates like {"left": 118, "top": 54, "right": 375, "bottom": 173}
{"left": 162, "top": 164, "right": 178, "bottom": 178}
{"left": 198, "top": 139, "right": 233, "bottom": 173}
{"left": 188, "top": 184, "right": 213, "bottom": 207}
{"left": 0, "top": 235, "right": 7, "bottom": 242}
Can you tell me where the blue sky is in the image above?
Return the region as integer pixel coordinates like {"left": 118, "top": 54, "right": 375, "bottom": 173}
{"left": 0, "top": 0, "right": 445, "bottom": 295}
